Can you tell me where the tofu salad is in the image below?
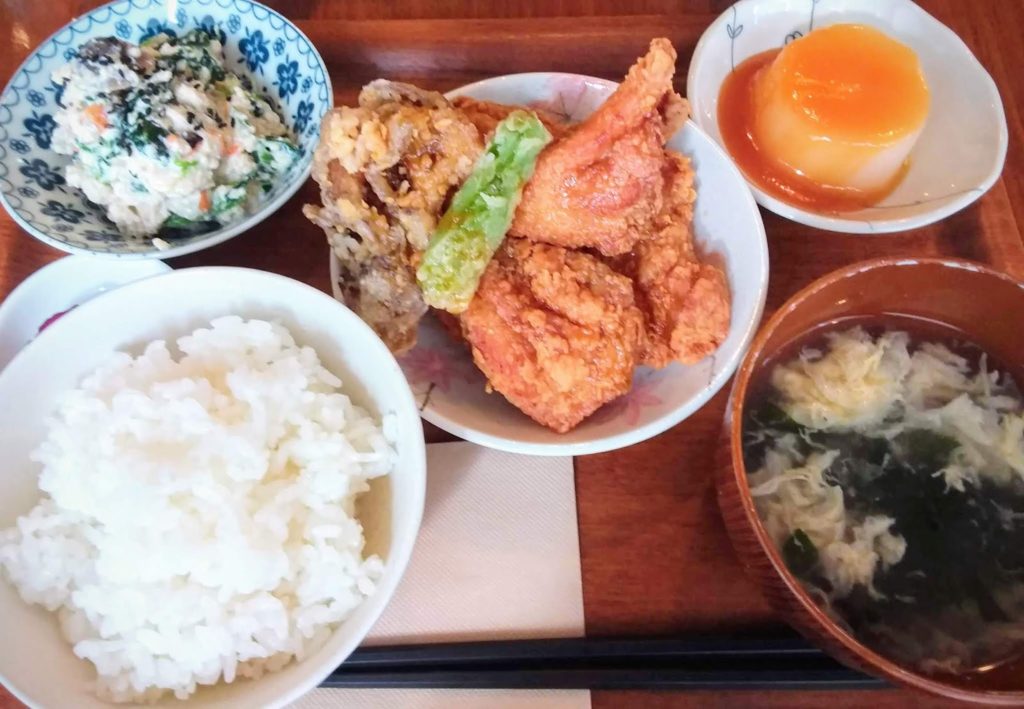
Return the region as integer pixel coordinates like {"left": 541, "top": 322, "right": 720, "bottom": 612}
{"left": 51, "top": 31, "right": 300, "bottom": 239}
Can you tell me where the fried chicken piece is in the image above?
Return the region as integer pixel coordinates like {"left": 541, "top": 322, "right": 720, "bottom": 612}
{"left": 460, "top": 238, "right": 645, "bottom": 433}
{"left": 509, "top": 38, "right": 688, "bottom": 256}
{"left": 453, "top": 96, "right": 570, "bottom": 140}
{"left": 609, "top": 152, "right": 731, "bottom": 367}
{"left": 304, "top": 80, "right": 483, "bottom": 353}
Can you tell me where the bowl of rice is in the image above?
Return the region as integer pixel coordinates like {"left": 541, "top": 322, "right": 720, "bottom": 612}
{"left": 0, "top": 267, "right": 426, "bottom": 707}
{"left": 0, "top": 0, "right": 330, "bottom": 258}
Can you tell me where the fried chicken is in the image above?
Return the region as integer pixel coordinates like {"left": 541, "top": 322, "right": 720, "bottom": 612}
{"left": 460, "top": 238, "right": 645, "bottom": 433}
{"left": 608, "top": 152, "right": 731, "bottom": 367}
{"left": 453, "top": 96, "right": 570, "bottom": 140}
{"left": 305, "top": 39, "right": 732, "bottom": 435}
{"left": 509, "top": 38, "right": 688, "bottom": 256}
{"left": 304, "top": 80, "right": 482, "bottom": 353}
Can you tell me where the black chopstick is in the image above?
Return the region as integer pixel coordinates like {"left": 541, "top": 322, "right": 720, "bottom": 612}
{"left": 341, "top": 634, "right": 824, "bottom": 668}
{"left": 323, "top": 635, "right": 888, "bottom": 690}
{"left": 322, "top": 666, "right": 884, "bottom": 690}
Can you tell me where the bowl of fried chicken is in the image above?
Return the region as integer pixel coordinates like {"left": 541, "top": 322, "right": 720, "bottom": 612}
{"left": 304, "top": 40, "right": 768, "bottom": 455}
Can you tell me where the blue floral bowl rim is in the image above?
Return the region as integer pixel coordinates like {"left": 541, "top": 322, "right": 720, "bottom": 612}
{"left": 0, "top": 0, "right": 333, "bottom": 260}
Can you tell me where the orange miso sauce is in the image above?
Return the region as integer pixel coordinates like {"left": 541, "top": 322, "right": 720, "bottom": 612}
{"left": 718, "top": 26, "right": 929, "bottom": 213}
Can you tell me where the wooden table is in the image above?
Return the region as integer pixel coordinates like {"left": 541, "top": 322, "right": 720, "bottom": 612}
{"left": 2, "top": 1, "right": 1023, "bottom": 707}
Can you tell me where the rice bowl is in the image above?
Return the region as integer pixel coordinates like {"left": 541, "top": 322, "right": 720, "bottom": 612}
{"left": 0, "top": 268, "right": 425, "bottom": 708}
{"left": 3, "top": 317, "right": 393, "bottom": 701}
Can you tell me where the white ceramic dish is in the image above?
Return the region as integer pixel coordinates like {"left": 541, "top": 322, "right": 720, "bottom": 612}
{"left": 330, "top": 73, "right": 770, "bottom": 456}
{"left": 686, "top": 0, "right": 1008, "bottom": 234}
{"left": 0, "top": 255, "right": 170, "bottom": 370}
{"left": 0, "top": 267, "right": 426, "bottom": 708}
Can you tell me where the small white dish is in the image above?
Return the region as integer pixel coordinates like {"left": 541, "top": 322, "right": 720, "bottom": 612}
{"left": 330, "top": 73, "right": 769, "bottom": 456}
{"left": 686, "top": 0, "right": 1008, "bottom": 234}
{"left": 0, "top": 267, "right": 425, "bottom": 708}
{"left": 0, "top": 255, "right": 170, "bottom": 370}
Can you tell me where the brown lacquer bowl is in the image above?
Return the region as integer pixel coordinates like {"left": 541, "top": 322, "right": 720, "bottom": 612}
{"left": 718, "top": 257, "right": 1024, "bottom": 704}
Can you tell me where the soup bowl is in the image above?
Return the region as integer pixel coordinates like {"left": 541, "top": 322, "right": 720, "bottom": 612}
{"left": 717, "top": 257, "right": 1024, "bottom": 703}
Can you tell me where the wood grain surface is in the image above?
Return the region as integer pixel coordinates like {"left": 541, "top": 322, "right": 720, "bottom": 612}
{"left": 2, "top": 1, "right": 1023, "bottom": 707}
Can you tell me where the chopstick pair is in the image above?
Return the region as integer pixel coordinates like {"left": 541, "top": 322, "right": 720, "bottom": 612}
{"left": 323, "top": 635, "right": 887, "bottom": 690}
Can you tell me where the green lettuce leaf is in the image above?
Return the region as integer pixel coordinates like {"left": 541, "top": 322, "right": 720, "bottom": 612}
{"left": 416, "top": 110, "right": 551, "bottom": 313}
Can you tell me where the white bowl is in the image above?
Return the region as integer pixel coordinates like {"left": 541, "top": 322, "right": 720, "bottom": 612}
{"left": 0, "top": 0, "right": 331, "bottom": 258}
{"left": 0, "top": 255, "right": 170, "bottom": 371}
{"left": 330, "top": 73, "right": 769, "bottom": 456}
{"left": 0, "top": 267, "right": 426, "bottom": 708}
{"left": 686, "top": 0, "right": 1008, "bottom": 234}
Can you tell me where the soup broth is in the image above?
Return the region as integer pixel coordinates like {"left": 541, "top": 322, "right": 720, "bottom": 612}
{"left": 744, "top": 316, "right": 1024, "bottom": 676}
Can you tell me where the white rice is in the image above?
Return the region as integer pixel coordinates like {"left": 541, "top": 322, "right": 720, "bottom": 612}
{"left": 0, "top": 317, "right": 393, "bottom": 702}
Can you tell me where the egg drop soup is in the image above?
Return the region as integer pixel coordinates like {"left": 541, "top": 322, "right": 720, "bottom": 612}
{"left": 743, "top": 318, "right": 1024, "bottom": 677}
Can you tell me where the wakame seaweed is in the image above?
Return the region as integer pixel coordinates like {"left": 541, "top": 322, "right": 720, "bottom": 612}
{"left": 783, "top": 529, "right": 819, "bottom": 577}
{"left": 741, "top": 324, "right": 1024, "bottom": 674}
{"left": 744, "top": 395, "right": 1024, "bottom": 669}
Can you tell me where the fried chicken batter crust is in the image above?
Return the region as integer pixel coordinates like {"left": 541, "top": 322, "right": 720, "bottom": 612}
{"left": 508, "top": 38, "right": 688, "bottom": 257}
{"left": 303, "top": 80, "right": 482, "bottom": 353}
{"left": 608, "top": 152, "right": 731, "bottom": 367}
{"left": 461, "top": 238, "right": 645, "bottom": 433}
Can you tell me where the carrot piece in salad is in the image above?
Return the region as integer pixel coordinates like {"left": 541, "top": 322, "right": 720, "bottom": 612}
{"left": 198, "top": 190, "right": 211, "bottom": 212}
{"left": 83, "top": 104, "right": 108, "bottom": 130}
{"left": 219, "top": 132, "right": 239, "bottom": 156}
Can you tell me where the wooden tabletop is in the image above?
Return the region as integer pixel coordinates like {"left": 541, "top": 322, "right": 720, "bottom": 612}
{"left": 2, "top": 1, "right": 1023, "bottom": 707}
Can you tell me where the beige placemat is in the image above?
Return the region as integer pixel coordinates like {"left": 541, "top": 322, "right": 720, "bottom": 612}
{"left": 291, "top": 442, "right": 588, "bottom": 708}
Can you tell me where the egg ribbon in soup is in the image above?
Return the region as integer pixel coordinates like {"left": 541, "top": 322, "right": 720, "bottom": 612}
{"left": 744, "top": 324, "right": 1024, "bottom": 675}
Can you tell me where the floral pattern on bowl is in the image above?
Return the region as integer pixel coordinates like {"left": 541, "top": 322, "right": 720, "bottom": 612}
{"left": 330, "top": 73, "right": 769, "bottom": 456}
{"left": 686, "top": 0, "right": 1008, "bottom": 234}
{"left": 0, "top": 0, "right": 331, "bottom": 259}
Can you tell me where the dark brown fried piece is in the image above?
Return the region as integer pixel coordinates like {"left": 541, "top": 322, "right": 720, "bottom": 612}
{"left": 460, "top": 238, "right": 645, "bottom": 432}
{"left": 508, "top": 38, "right": 688, "bottom": 257}
{"left": 608, "top": 152, "right": 731, "bottom": 367}
{"left": 303, "top": 80, "right": 482, "bottom": 353}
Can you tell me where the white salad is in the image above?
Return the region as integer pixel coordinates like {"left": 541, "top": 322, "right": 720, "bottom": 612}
{"left": 51, "top": 31, "right": 299, "bottom": 239}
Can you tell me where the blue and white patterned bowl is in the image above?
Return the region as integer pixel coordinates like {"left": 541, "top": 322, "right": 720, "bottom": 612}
{"left": 0, "top": 0, "right": 331, "bottom": 259}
